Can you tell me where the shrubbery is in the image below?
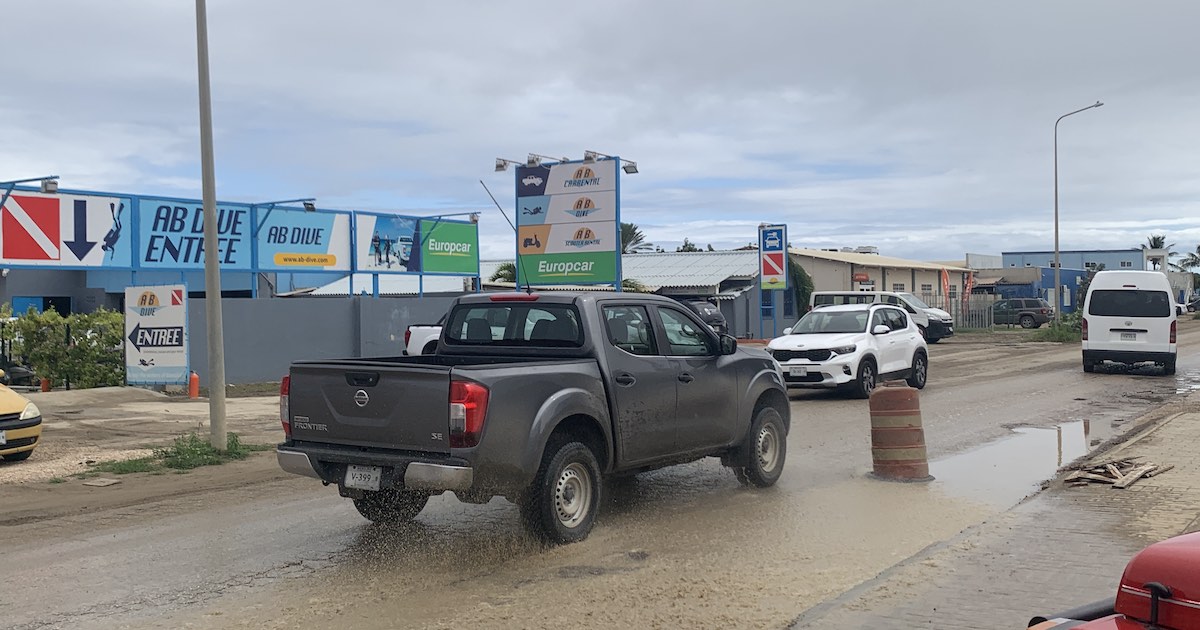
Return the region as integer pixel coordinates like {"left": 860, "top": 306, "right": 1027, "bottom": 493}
{"left": 4, "top": 305, "right": 125, "bottom": 388}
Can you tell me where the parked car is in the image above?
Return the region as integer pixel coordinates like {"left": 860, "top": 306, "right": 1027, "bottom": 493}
{"left": 767, "top": 303, "right": 928, "bottom": 398}
{"left": 1027, "top": 531, "right": 1200, "bottom": 629}
{"left": 678, "top": 299, "right": 728, "bottom": 334}
{"left": 1186, "top": 296, "right": 1200, "bottom": 313}
{"left": 993, "top": 298, "right": 1054, "bottom": 329}
{"left": 277, "top": 292, "right": 789, "bottom": 543}
{"left": 403, "top": 313, "right": 447, "bottom": 356}
{"left": 0, "top": 373, "right": 42, "bottom": 462}
{"left": 810, "top": 291, "right": 954, "bottom": 342}
{"left": 1082, "top": 270, "right": 1176, "bottom": 375}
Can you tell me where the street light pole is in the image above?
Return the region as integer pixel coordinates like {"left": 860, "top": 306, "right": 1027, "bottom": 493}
{"left": 1053, "top": 100, "right": 1103, "bottom": 324}
{"left": 195, "top": 0, "right": 228, "bottom": 451}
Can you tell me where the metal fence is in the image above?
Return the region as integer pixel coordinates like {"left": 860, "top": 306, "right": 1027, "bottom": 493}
{"left": 919, "top": 294, "right": 1000, "bottom": 331}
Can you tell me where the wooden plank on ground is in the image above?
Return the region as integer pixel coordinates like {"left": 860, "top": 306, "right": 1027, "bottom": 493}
{"left": 1113, "top": 465, "right": 1158, "bottom": 489}
{"left": 1146, "top": 464, "right": 1174, "bottom": 478}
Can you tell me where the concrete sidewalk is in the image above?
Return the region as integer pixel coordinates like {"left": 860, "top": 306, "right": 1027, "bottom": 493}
{"left": 791, "top": 395, "right": 1200, "bottom": 629}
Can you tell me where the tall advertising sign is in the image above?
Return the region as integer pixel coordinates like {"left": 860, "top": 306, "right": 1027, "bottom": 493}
{"left": 0, "top": 191, "right": 133, "bottom": 267}
{"left": 255, "top": 208, "right": 352, "bottom": 271}
{"left": 125, "top": 284, "right": 189, "bottom": 385}
{"left": 759, "top": 224, "right": 788, "bottom": 290}
{"left": 515, "top": 160, "right": 618, "bottom": 286}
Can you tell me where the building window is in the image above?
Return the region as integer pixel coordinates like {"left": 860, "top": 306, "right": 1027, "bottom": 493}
{"left": 920, "top": 283, "right": 933, "bottom": 294}
{"left": 1120, "top": 261, "right": 1133, "bottom": 268}
{"left": 1085, "top": 261, "right": 1097, "bottom": 269}
{"left": 892, "top": 283, "right": 905, "bottom": 292}
{"left": 784, "top": 290, "right": 795, "bottom": 317}
{"left": 949, "top": 285, "right": 958, "bottom": 299}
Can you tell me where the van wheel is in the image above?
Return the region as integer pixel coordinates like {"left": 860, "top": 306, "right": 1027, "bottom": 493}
{"left": 353, "top": 489, "right": 429, "bottom": 523}
{"left": 521, "top": 440, "right": 602, "bottom": 544}
{"left": 732, "top": 406, "right": 787, "bottom": 487}
{"left": 1083, "top": 358, "right": 1096, "bottom": 373}
{"left": 1019, "top": 314, "right": 1036, "bottom": 329}
{"left": 1164, "top": 359, "right": 1176, "bottom": 376}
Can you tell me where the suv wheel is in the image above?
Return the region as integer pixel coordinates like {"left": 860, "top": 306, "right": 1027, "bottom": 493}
{"left": 906, "top": 352, "right": 928, "bottom": 389}
{"left": 353, "top": 489, "right": 429, "bottom": 523}
{"left": 732, "top": 406, "right": 787, "bottom": 487}
{"left": 849, "top": 358, "right": 877, "bottom": 399}
{"left": 521, "top": 439, "right": 602, "bottom": 544}
{"left": 1019, "top": 314, "right": 1037, "bottom": 329}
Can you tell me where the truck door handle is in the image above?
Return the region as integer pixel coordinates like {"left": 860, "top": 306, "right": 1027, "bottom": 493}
{"left": 677, "top": 373, "right": 694, "bottom": 383}
{"left": 345, "top": 371, "right": 380, "bottom": 387}
{"left": 615, "top": 374, "right": 636, "bottom": 386}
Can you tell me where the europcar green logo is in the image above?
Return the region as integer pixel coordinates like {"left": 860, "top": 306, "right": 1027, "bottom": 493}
{"left": 419, "top": 220, "right": 479, "bottom": 274}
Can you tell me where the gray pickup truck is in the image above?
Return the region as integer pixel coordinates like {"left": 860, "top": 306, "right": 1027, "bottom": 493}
{"left": 277, "top": 292, "right": 789, "bottom": 543}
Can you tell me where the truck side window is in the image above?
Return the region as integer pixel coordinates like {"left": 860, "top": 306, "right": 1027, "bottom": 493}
{"left": 602, "top": 305, "right": 658, "bottom": 355}
{"left": 656, "top": 308, "right": 715, "bottom": 357}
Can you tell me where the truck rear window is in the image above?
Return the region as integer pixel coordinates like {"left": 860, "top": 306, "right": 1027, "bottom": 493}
{"left": 1087, "top": 290, "right": 1171, "bottom": 318}
{"left": 444, "top": 304, "right": 583, "bottom": 347}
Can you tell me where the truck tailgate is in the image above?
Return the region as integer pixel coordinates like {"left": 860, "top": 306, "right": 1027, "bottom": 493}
{"left": 289, "top": 362, "right": 450, "bottom": 453}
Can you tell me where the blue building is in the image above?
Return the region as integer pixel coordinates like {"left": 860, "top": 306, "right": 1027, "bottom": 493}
{"left": 1001, "top": 248, "right": 1145, "bottom": 272}
{"left": 974, "top": 266, "right": 1089, "bottom": 313}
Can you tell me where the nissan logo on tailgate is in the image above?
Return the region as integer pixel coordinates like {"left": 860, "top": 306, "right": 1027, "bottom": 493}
{"left": 353, "top": 389, "right": 370, "bottom": 407}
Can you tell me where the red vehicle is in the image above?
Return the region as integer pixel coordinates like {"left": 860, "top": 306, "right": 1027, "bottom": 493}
{"left": 1028, "top": 532, "right": 1200, "bottom": 629}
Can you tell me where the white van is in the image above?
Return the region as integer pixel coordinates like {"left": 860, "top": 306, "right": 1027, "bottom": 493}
{"left": 810, "top": 291, "right": 955, "bottom": 342}
{"left": 1081, "top": 270, "right": 1177, "bottom": 374}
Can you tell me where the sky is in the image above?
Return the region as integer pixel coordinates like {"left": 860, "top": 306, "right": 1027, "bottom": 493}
{"left": 4, "top": 1, "right": 1200, "bottom": 264}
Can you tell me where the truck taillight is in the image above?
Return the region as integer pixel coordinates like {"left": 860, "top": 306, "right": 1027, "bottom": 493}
{"left": 280, "top": 375, "right": 291, "bottom": 438}
{"left": 1081, "top": 318, "right": 1088, "bottom": 341}
{"left": 449, "top": 380, "right": 489, "bottom": 448}
{"left": 404, "top": 326, "right": 412, "bottom": 348}
{"left": 1171, "top": 320, "right": 1177, "bottom": 344}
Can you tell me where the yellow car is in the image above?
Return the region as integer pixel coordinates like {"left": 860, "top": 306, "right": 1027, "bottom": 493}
{"left": 0, "top": 375, "right": 41, "bottom": 462}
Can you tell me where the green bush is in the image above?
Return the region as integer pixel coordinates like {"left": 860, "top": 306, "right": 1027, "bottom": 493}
{"left": 10, "top": 306, "right": 125, "bottom": 388}
{"left": 1031, "top": 320, "right": 1082, "bottom": 343}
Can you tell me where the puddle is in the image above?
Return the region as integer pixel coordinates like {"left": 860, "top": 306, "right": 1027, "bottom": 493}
{"left": 1176, "top": 368, "right": 1200, "bottom": 395}
{"left": 930, "top": 421, "right": 1092, "bottom": 509}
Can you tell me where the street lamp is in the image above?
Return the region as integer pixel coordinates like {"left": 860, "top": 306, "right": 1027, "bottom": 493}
{"left": 0, "top": 176, "right": 60, "bottom": 209}
{"left": 249, "top": 197, "right": 318, "bottom": 237}
{"left": 583, "top": 150, "right": 638, "bottom": 174}
{"left": 1053, "top": 100, "right": 1103, "bottom": 324}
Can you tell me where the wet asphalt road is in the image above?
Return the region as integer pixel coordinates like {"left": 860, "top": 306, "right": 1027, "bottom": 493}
{"left": 6, "top": 328, "right": 1200, "bottom": 629}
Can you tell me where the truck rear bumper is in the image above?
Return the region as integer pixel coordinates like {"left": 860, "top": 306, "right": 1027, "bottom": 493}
{"left": 276, "top": 444, "right": 474, "bottom": 492}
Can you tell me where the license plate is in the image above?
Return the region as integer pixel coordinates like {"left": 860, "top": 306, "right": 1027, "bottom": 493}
{"left": 1121, "top": 332, "right": 1136, "bottom": 341}
{"left": 789, "top": 366, "right": 808, "bottom": 377}
{"left": 344, "top": 464, "right": 382, "bottom": 491}
{"left": 0, "top": 430, "right": 6, "bottom": 446}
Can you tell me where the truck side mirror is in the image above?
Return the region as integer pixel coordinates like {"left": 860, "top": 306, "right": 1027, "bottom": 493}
{"left": 719, "top": 334, "right": 737, "bottom": 355}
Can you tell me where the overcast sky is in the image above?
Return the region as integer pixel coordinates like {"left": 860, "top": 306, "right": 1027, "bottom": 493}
{"left": 4, "top": 1, "right": 1200, "bottom": 263}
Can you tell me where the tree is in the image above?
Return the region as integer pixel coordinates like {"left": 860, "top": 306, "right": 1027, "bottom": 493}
{"left": 620, "top": 222, "right": 646, "bottom": 254}
{"left": 706, "top": 244, "right": 715, "bottom": 251}
{"left": 676, "top": 238, "right": 701, "bottom": 253}
{"left": 489, "top": 261, "right": 516, "bottom": 283}
{"left": 787, "top": 255, "right": 815, "bottom": 320}
{"left": 1177, "top": 245, "right": 1200, "bottom": 271}
{"left": 1141, "top": 235, "right": 1176, "bottom": 270}
{"left": 621, "top": 278, "right": 648, "bottom": 292}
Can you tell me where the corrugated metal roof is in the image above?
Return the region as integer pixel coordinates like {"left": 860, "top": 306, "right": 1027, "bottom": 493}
{"left": 309, "top": 273, "right": 468, "bottom": 296}
{"left": 620, "top": 251, "right": 760, "bottom": 289}
{"left": 791, "top": 248, "right": 972, "bottom": 272}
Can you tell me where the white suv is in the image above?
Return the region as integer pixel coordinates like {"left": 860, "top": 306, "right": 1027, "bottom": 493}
{"left": 767, "top": 303, "right": 928, "bottom": 398}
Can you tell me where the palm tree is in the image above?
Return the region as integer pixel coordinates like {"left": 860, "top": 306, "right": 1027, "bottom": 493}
{"left": 621, "top": 278, "right": 648, "bottom": 292}
{"left": 489, "top": 261, "right": 516, "bottom": 283}
{"left": 1141, "top": 235, "right": 1176, "bottom": 270}
{"left": 620, "top": 222, "right": 646, "bottom": 254}
{"left": 1177, "top": 245, "right": 1200, "bottom": 271}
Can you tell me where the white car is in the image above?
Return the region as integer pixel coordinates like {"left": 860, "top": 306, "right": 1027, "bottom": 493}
{"left": 767, "top": 303, "right": 928, "bottom": 398}
{"left": 522, "top": 175, "right": 544, "bottom": 186}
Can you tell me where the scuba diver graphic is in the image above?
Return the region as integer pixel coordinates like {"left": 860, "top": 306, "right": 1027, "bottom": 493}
{"left": 101, "top": 202, "right": 124, "bottom": 260}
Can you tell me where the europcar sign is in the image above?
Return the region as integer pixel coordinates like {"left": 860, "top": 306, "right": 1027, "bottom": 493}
{"left": 515, "top": 159, "right": 619, "bottom": 286}
{"left": 417, "top": 219, "right": 478, "bottom": 274}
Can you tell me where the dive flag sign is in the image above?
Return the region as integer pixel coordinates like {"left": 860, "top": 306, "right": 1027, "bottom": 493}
{"left": 759, "top": 224, "right": 788, "bottom": 290}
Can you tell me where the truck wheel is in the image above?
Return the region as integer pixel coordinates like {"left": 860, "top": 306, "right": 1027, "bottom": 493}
{"left": 1019, "top": 314, "right": 1036, "bottom": 329}
{"left": 353, "top": 489, "right": 429, "bottom": 523}
{"left": 521, "top": 440, "right": 602, "bottom": 544}
{"left": 906, "top": 352, "right": 928, "bottom": 389}
{"left": 733, "top": 406, "right": 787, "bottom": 488}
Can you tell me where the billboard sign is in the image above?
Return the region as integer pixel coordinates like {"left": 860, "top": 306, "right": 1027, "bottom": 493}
{"left": 124, "top": 284, "right": 189, "bottom": 385}
{"left": 759, "top": 224, "right": 788, "bottom": 290}
{"left": 516, "top": 160, "right": 619, "bottom": 286}
{"left": 416, "top": 219, "right": 479, "bottom": 274}
{"left": 255, "top": 208, "right": 351, "bottom": 271}
{"left": 138, "top": 199, "right": 251, "bottom": 270}
{"left": 0, "top": 191, "right": 133, "bottom": 267}
{"left": 354, "top": 213, "right": 418, "bottom": 273}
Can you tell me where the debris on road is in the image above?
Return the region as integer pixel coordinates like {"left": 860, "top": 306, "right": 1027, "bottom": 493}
{"left": 81, "top": 478, "right": 122, "bottom": 487}
{"left": 1063, "top": 456, "right": 1173, "bottom": 489}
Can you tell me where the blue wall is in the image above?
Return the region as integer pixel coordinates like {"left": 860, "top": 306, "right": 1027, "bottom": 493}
{"left": 86, "top": 270, "right": 253, "bottom": 294}
{"left": 1002, "top": 249, "right": 1144, "bottom": 271}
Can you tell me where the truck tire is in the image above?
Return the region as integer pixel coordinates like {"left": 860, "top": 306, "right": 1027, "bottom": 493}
{"left": 521, "top": 440, "right": 602, "bottom": 544}
{"left": 1019, "top": 314, "right": 1036, "bottom": 329}
{"left": 353, "top": 489, "right": 429, "bottom": 523}
{"left": 733, "top": 406, "right": 787, "bottom": 487}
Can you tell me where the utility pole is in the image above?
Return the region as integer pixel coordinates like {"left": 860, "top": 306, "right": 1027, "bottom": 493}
{"left": 195, "top": 0, "right": 227, "bottom": 450}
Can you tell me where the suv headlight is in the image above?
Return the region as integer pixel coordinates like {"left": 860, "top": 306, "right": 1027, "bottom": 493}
{"left": 20, "top": 402, "right": 40, "bottom": 420}
{"left": 830, "top": 345, "right": 857, "bottom": 355}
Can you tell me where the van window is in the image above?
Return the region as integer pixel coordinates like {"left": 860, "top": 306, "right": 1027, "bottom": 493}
{"left": 1087, "top": 290, "right": 1171, "bottom": 318}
